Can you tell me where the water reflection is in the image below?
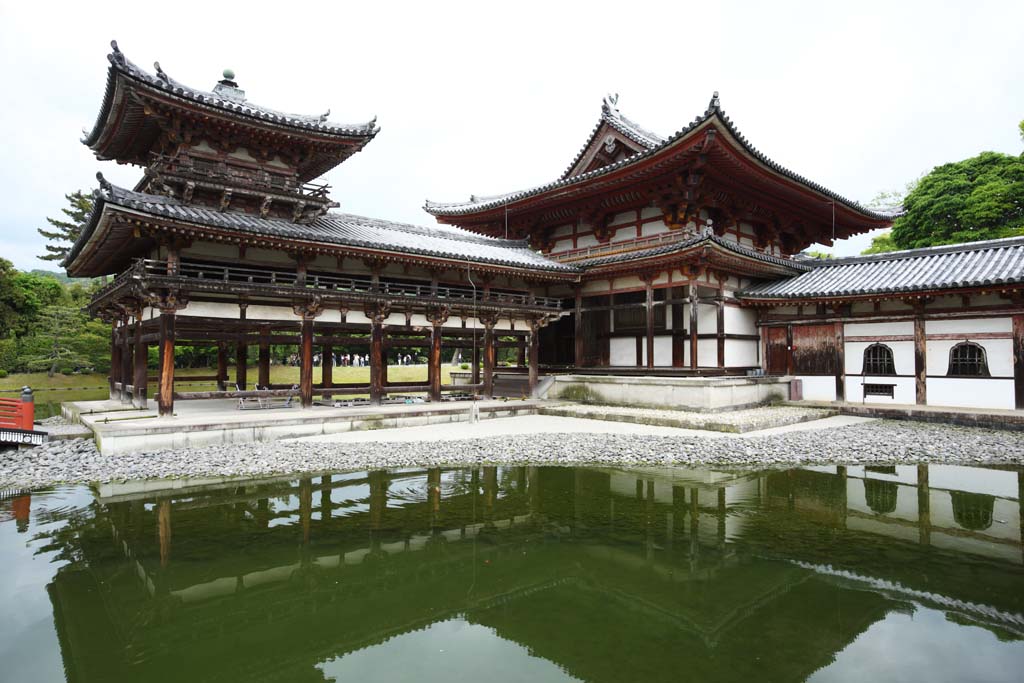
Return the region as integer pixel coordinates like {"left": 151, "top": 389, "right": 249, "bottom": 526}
{"left": 1, "top": 463, "right": 1022, "bottom": 682}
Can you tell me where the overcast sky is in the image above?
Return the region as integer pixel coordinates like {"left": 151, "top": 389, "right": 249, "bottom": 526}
{"left": 1, "top": 0, "right": 1021, "bottom": 272}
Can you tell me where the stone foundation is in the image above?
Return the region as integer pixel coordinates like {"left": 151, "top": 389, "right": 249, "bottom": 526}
{"left": 544, "top": 375, "right": 792, "bottom": 412}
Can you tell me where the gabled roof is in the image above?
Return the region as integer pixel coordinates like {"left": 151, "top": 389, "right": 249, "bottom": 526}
{"left": 63, "top": 182, "right": 579, "bottom": 277}
{"left": 739, "top": 236, "right": 1024, "bottom": 301}
{"left": 424, "top": 93, "right": 890, "bottom": 225}
{"left": 560, "top": 94, "right": 666, "bottom": 179}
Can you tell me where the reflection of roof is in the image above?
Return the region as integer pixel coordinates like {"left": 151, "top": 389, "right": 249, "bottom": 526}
{"left": 83, "top": 40, "right": 378, "bottom": 147}
{"left": 740, "top": 236, "right": 1024, "bottom": 300}
{"left": 65, "top": 183, "right": 578, "bottom": 275}
{"left": 425, "top": 93, "right": 889, "bottom": 222}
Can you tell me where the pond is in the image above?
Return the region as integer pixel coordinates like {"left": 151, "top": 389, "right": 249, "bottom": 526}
{"left": 0, "top": 464, "right": 1022, "bottom": 682}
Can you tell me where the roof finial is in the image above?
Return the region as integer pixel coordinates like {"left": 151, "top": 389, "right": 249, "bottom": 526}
{"left": 95, "top": 172, "right": 112, "bottom": 192}
{"left": 601, "top": 93, "right": 620, "bottom": 117}
{"left": 154, "top": 61, "right": 168, "bottom": 81}
{"left": 318, "top": 108, "right": 331, "bottom": 124}
{"left": 109, "top": 39, "right": 125, "bottom": 65}
{"left": 706, "top": 91, "right": 721, "bottom": 114}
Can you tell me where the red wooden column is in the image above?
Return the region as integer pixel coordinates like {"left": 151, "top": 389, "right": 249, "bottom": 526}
{"left": 1012, "top": 314, "right": 1024, "bottom": 410}
{"left": 715, "top": 279, "right": 727, "bottom": 369}
{"left": 109, "top": 318, "right": 121, "bottom": 400}
{"left": 367, "top": 304, "right": 390, "bottom": 406}
{"left": 528, "top": 318, "right": 542, "bottom": 397}
{"left": 133, "top": 311, "right": 148, "bottom": 409}
{"left": 573, "top": 287, "right": 584, "bottom": 369}
{"left": 427, "top": 307, "right": 449, "bottom": 402}
{"left": 689, "top": 286, "right": 699, "bottom": 370}
{"left": 258, "top": 324, "right": 271, "bottom": 388}
{"left": 913, "top": 306, "right": 927, "bottom": 405}
{"left": 481, "top": 313, "right": 498, "bottom": 398}
{"left": 157, "top": 308, "right": 176, "bottom": 417}
{"left": 299, "top": 318, "right": 314, "bottom": 408}
{"left": 236, "top": 303, "right": 248, "bottom": 390}
{"left": 834, "top": 320, "right": 846, "bottom": 402}
{"left": 470, "top": 341, "right": 481, "bottom": 386}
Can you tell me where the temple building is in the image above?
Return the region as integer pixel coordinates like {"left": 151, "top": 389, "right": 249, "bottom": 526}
{"left": 66, "top": 43, "right": 1024, "bottom": 415}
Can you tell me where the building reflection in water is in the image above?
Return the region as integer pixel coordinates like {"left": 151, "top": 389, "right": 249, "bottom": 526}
{"left": 33, "top": 463, "right": 1024, "bottom": 683}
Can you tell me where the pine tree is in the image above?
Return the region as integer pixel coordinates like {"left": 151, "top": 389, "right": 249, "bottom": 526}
{"left": 37, "top": 190, "right": 94, "bottom": 263}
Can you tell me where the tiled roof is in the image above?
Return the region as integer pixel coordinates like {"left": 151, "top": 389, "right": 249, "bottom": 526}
{"left": 424, "top": 93, "right": 889, "bottom": 221}
{"left": 568, "top": 232, "right": 810, "bottom": 273}
{"left": 66, "top": 183, "right": 578, "bottom": 274}
{"left": 83, "top": 40, "right": 378, "bottom": 147}
{"left": 739, "top": 237, "right": 1024, "bottom": 300}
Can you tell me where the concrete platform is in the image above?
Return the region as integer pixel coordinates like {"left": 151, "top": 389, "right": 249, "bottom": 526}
{"left": 63, "top": 398, "right": 542, "bottom": 454}
{"left": 791, "top": 400, "right": 1024, "bottom": 432}
{"left": 544, "top": 374, "right": 792, "bottom": 411}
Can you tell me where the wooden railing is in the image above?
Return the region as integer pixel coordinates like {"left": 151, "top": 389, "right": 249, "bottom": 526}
{"left": 0, "top": 391, "right": 34, "bottom": 431}
{"left": 554, "top": 229, "right": 695, "bottom": 263}
{"left": 135, "top": 259, "right": 563, "bottom": 310}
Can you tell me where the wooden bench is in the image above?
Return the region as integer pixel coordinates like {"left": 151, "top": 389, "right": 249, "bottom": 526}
{"left": 237, "top": 384, "right": 299, "bottom": 410}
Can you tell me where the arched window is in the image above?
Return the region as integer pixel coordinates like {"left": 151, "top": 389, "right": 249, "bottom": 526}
{"left": 947, "top": 342, "right": 989, "bottom": 377}
{"left": 862, "top": 343, "right": 896, "bottom": 375}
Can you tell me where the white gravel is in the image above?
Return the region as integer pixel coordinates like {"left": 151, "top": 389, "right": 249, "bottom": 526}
{"left": 2, "top": 419, "right": 1023, "bottom": 489}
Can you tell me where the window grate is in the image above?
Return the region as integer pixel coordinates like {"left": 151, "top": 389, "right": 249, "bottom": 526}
{"left": 947, "top": 342, "right": 990, "bottom": 377}
{"left": 863, "top": 383, "right": 895, "bottom": 398}
{"left": 862, "top": 344, "right": 896, "bottom": 375}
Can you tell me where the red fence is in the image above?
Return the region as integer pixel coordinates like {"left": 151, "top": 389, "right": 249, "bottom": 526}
{"left": 0, "top": 395, "right": 34, "bottom": 431}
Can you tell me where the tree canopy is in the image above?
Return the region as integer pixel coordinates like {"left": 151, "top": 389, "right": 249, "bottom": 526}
{"left": 890, "top": 151, "right": 1024, "bottom": 250}
{"left": 37, "top": 190, "right": 93, "bottom": 263}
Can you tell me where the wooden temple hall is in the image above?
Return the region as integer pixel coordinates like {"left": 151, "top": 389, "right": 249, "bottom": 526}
{"left": 66, "top": 43, "right": 1024, "bottom": 416}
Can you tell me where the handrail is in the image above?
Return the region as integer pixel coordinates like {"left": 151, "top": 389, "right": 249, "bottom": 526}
{"left": 135, "top": 259, "right": 562, "bottom": 309}
{"left": 554, "top": 229, "right": 695, "bottom": 262}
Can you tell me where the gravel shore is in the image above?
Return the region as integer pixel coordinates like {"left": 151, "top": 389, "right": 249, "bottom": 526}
{"left": 2, "top": 419, "right": 1023, "bottom": 489}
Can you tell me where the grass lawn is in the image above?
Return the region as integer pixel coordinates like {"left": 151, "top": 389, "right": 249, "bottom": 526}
{"left": 1, "top": 364, "right": 456, "bottom": 417}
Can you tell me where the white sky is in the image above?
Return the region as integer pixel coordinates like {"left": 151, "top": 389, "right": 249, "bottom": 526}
{"left": 0, "top": 0, "right": 1021, "bottom": 272}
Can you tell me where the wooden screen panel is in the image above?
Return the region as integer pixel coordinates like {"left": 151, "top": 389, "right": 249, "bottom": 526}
{"left": 791, "top": 324, "right": 837, "bottom": 375}
{"left": 765, "top": 327, "right": 789, "bottom": 375}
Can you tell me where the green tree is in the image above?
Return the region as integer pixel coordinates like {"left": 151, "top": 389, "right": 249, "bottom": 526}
{"left": 18, "top": 305, "right": 95, "bottom": 376}
{"left": 37, "top": 190, "right": 93, "bottom": 263}
{"left": 801, "top": 250, "right": 833, "bottom": 259}
{"left": 0, "top": 258, "right": 27, "bottom": 336}
{"left": 862, "top": 232, "right": 898, "bottom": 255}
{"left": 891, "top": 151, "right": 1024, "bottom": 249}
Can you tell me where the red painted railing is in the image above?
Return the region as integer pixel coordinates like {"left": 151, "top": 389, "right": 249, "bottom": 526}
{"left": 0, "top": 390, "right": 34, "bottom": 431}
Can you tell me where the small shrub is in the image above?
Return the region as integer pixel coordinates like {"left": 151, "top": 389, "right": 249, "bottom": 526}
{"left": 0, "top": 369, "right": 7, "bottom": 378}
{"left": 459, "top": 363, "right": 469, "bottom": 370}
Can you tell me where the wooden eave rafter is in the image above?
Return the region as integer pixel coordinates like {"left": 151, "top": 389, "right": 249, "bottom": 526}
{"left": 738, "top": 283, "right": 1024, "bottom": 307}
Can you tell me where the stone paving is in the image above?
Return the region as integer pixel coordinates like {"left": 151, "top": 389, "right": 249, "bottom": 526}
{"left": 539, "top": 404, "right": 834, "bottom": 432}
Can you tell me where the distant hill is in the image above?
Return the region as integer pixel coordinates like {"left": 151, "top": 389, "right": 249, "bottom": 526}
{"left": 26, "top": 269, "right": 93, "bottom": 284}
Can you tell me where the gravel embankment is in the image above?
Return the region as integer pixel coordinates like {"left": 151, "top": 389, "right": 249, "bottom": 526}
{"left": 2, "top": 420, "right": 1023, "bottom": 489}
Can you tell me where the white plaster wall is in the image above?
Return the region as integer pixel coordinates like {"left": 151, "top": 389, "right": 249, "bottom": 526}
{"left": 725, "top": 339, "right": 758, "bottom": 367}
{"left": 697, "top": 302, "right": 718, "bottom": 332}
{"left": 926, "top": 317, "right": 1011, "bottom": 335}
{"left": 581, "top": 280, "right": 609, "bottom": 294}
{"left": 844, "top": 321, "right": 913, "bottom": 337}
{"left": 641, "top": 220, "right": 670, "bottom": 237}
{"left": 844, "top": 341, "right": 914, "bottom": 375}
{"left": 610, "top": 227, "right": 634, "bottom": 243}
{"left": 643, "top": 336, "right": 672, "bottom": 367}
{"left": 697, "top": 338, "right": 717, "bottom": 367}
{"left": 609, "top": 337, "right": 636, "bottom": 366}
{"left": 552, "top": 239, "right": 573, "bottom": 253}
{"left": 926, "top": 377, "right": 1015, "bottom": 410}
{"left": 845, "top": 377, "right": 916, "bottom": 405}
{"left": 724, "top": 306, "right": 757, "bottom": 335}
{"left": 613, "top": 275, "right": 644, "bottom": 290}
{"left": 795, "top": 375, "right": 836, "bottom": 401}
{"left": 551, "top": 224, "right": 574, "bottom": 238}
{"left": 246, "top": 304, "right": 300, "bottom": 322}
{"left": 576, "top": 234, "right": 599, "bottom": 248}
{"left": 640, "top": 207, "right": 661, "bottom": 220}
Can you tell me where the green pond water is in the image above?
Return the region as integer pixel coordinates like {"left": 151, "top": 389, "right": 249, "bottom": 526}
{"left": 1, "top": 464, "right": 1022, "bottom": 682}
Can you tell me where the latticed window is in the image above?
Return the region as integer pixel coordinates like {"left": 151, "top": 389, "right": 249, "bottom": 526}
{"left": 862, "top": 344, "right": 896, "bottom": 375}
{"left": 947, "top": 342, "right": 989, "bottom": 377}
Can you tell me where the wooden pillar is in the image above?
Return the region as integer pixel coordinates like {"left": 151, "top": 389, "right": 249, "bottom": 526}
{"left": 645, "top": 277, "right": 655, "bottom": 370}
{"left": 471, "top": 341, "right": 481, "bottom": 385}
{"left": 528, "top": 319, "right": 541, "bottom": 397}
{"left": 689, "top": 287, "right": 699, "bottom": 370}
{"left": 216, "top": 342, "right": 228, "bottom": 391}
{"left": 258, "top": 324, "right": 271, "bottom": 388}
{"left": 368, "top": 305, "right": 388, "bottom": 406}
{"left": 158, "top": 498, "right": 172, "bottom": 569}
{"left": 482, "top": 316, "right": 497, "bottom": 398}
{"left": 133, "top": 315, "right": 147, "bottom": 409}
{"left": 236, "top": 304, "right": 248, "bottom": 390}
{"left": 299, "top": 477, "right": 312, "bottom": 545}
{"left": 119, "top": 318, "right": 132, "bottom": 403}
{"left": 785, "top": 324, "right": 795, "bottom": 375}
{"left": 109, "top": 320, "right": 120, "bottom": 400}
{"left": 299, "top": 317, "right": 314, "bottom": 408}
{"left": 517, "top": 339, "right": 526, "bottom": 368}
{"left": 322, "top": 343, "right": 333, "bottom": 402}
{"left": 914, "top": 312, "right": 927, "bottom": 405}
{"left": 1013, "top": 314, "right": 1024, "bottom": 410}
{"left": 716, "top": 296, "right": 726, "bottom": 369}
{"left": 427, "top": 308, "right": 448, "bottom": 402}
{"left": 158, "top": 309, "right": 176, "bottom": 417}
{"left": 917, "top": 464, "right": 931, "bottom": 546}
{"left": 834, "top": 321, "right": 846, "bottom": 402}
{"left": 574, "top": 287, "right": 585, "bottom": 368}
